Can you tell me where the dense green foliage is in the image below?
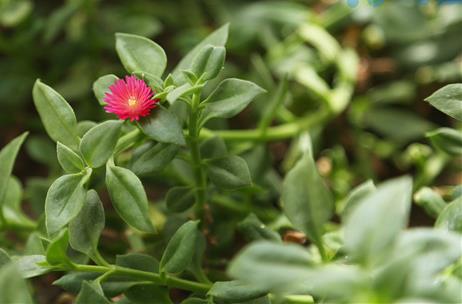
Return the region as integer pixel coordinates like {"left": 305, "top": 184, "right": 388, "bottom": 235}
{"left": 0, "top": 1, "right": 461, "bottom": 303}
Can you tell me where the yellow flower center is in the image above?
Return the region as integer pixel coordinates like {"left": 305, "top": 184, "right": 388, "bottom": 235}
{"left": 128, "top": 97, "right": 137, "bottom": 107}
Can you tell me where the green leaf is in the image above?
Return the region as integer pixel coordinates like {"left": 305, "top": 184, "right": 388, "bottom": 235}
{"left": 115, "top": 33, "right": 167, "bottom": 77}
{"left": 77, "top": 121, "right": 97, "bottom": 137}
{"left": 106, "top": 163, "right": 154, "bottom": 233}
{"left": 0, "top": 249, "right": 10, "bottom": 268}
{"left": 2, "top": 176, "right": 35, "bottom": 229}
{"left": 0, "top": 132, "right": 27, "bottom": 214}
{"left": 191, "top": 45, "right": 226, "bottom": 80}
{"left": 0, "top": 263, "right": 33, "bottom": 304}
{"left": 25, "top": 233, "right": 45, "bottom": 255}
{"left": 205, "top": 155, "right": 252, "bottom": 190}
{"left": 200, "top": 136, "right": 227, "bottom": 159}
{"left": 93, "top": 74, "right": 119, "bottom": 106}
{"left": 344, "top": 176, "right": 413, "bottom": 266}
{"left": 46, "top": 229, "right": 71, "bottom": 266}
{"left": 130, "top": 143, "right": 179, "bottom": 176}
{"left": 181, "top": 298, "right": 208, "bottom": 304}
{"left": 238, "top": 214, "right": 281, "bottom": 243}
{"left": 435, "top": 197, "right": 462, "bottom": 233}
{"left": 160, "top": 220, "right": 199, "bottom": 274}
{"left": 32, "top": 80, "right": 79, "bottom": 148}
{"left": 281, "top": 153, "right": 334, "bottom": 247}
{"left": 125, "top": 284, "right": 172, "bottom": 304}
{"left": 45, "top": 169, "right": 91, "bottom": 236}
{"left": 426, "top": 128, "right": 462, "bottom": 156}
{"left": 116, "top": 253, "right": 159, "bottom": 272}
{"left": 166, "top": 83, "right": 204, "bottom": 104}
{"left": 425, "top": 84, "right": 462, "bottom": 121}
{"left": 201, "top": 78, "right": 266, "bottom": 124}
{"left": 228, "top": 241, "right": 313, "bottom": 291}
{"left": 208, "top": 280, "right": 268, "bottom": 303}
{"left": 187, "top": 232, "right": 206, "bottom": 283}
{"left": 165, "top": 186, "right": 196, "bottom": 213}
{"left": 69, "top": 190, "right": 105, "bottom": 257}
{"left": 363, "top": 108, "right": 434, "bottom": 143}
{"left": 57, "top": 142, "right": 85, "bottom": 173}
{"left": 340, "top": 180, "right": 376, "bottom": 220}
{"left": 173, "top": 24, "right": 229, "bottom": 83}
{"left": 14, "top": 255, "right": 48, "bottom": 278}
{"left": 133, "top": 71, "right": 164, "bottom": 92}
{"left": 141, "top": 107, "right": 186, "bottom": 145}
{"left": 76, "top": 281, "right": 111, "bottom": 304}
{"left": 374, "top": 229, "right": 462, "bottom": 302}
{"left": 229, "top": 242, "right": 365, "bottom": 299}
{"left": 414, "top": 187, "right": 447, "bottom": 218}
{"left": 80, "top": 120, "right": 123, "bottom": 168}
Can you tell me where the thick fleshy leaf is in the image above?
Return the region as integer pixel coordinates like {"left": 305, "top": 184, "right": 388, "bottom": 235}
{"left": 32, "top": 80, "right": 79, "bottom": 148}
{"left": 80, "top": 120, "right": 123, "bottom": 168}
{"left": 374, "top": 229, "right": 462, "bottom": 302}
{"left": 414, "top": 187, "right": 447, "bottom": 218}
{"left": 201, "top": 78, "right": 265, "bottom": 124}
{"left": 93, "top": 74, "right": 119, "bottom": 106}
{"left": 228, "top": 241, "right": 313, "bottom": 291}
{"left": 76, "top": 281, "right": 111, "bottom": 304}
{"left": 69, "top": 190, "right": 105, "bottom": 257}
{"left": 281, "top": 153, "right": 334, "bottom": 246}
{"left": 116, "top": 253, "right": 159, "bottom": 273}
{"left": 2, "top": 177, "right": 35, "bottom": 229}
{"left": 106, "top": 163, "right": 154, "bottom": 233}
{"left": 141, "top": 107, "right": 186, "bottom": 145}
{"left": 425, "top": 84, "right": 462, "bottom": 121}
{"left": 191, "top": 44, "right": 226, "bottom": 80}
{"left": 0, "top": 132, "right": 27, "bottom": 215}
{"left": 172, "top": 24, "right": 229, "bottom": 83}
{"left": 160, "top": 220, "right": 199, "bottom": 273}
{"left": 200, "top": 136, "right": 227, "bottom": 159}
{"left": 130, "top": 143, "right": 179, "bottom": 176}
{"left": 344, "top": 176, "right": 413, "bottom": 266}
{"left": 426, "top": 127, "right": 462, "bottom": 156}
{"left": 46, "top": 229, "right": 71, "bottom": 266}
{"left": 363, "top": 108, "right": 434, "bottom": 143}
{"left": 57, "top": 142, "right": 85, "bottom": 173}
{"left": 181, "top": 298, "right": 208, "bottom": 304}
{"left": 165, "top": 186, "right": 196, "bottom": 213}
{"left": 14, "top": 255, "right": 48, "bottom": 278}
{"left": 340, "top": 180, "right": 376, "bottom": 219}
{"left": 205, "top": 155, "right": 252, "bottom": 190}
{"left": 228, "top": 242, "right": 365, "bottom": 298}
{"left": 125, "top": 284, "right": 172, "bottom": 304}
{"left": 0, "top": 263, "right": 33, "bottom": 304}
{"left": 45, "top": 170, "right": 91, "bottom": 236}
{"left": 0, "top": 249, "right": 10, "bottom": 268}
{"left": 435, "top": 197, "right": 462, "bottom": 233}
{"left": 238, "top": 214, "right": 281, "bottom": 243}
{"left": 208, "top": 280, "right": 268, "bottom": 303}
{"left": 115, "top": 33, "right": 167, "bottom": 77}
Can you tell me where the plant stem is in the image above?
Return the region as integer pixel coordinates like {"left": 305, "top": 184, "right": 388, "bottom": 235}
{"left": 73, "top": 264, "right": 211, "bottom": 293}
{"left": 200, "top": 109, "right": 330, "bottom": 142}
{"left": 188, "top": 92, "right": 207, "bottom": 218}
{"left": 92, "top": 249, "right": 110, "bottom": 267}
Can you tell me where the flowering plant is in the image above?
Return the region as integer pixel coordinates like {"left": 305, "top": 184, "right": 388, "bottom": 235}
{"left": 0, "top": 16, "right": 461, "bottom": 304}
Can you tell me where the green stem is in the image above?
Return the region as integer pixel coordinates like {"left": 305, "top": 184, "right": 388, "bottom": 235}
{"left": 74, "top": 264, "right": 211, "bottom": 293}
{"left": 91, "top": 249, "right": 110, "bottom": 267}
{"left": 188, "top": 92, "right": 207, "bottom": 218}
{"left": 200, "top": 109, "right": 330, "bottom": 142}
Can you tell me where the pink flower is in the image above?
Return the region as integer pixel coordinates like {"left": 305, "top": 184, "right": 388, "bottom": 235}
{"left": 104, "top": 75, "right": 158, "bottom": 121}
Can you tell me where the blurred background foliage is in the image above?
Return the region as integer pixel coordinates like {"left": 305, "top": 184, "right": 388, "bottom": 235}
{"left": 1, "top": 0, "right": 461, "bottom": 244}
{"left": 0, "top": 0, "right": 461, "bottom": 302}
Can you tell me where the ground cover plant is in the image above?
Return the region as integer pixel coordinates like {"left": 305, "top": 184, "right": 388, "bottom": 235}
{"left": 0, "top": 1, "right": 461, "bottom": 303}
